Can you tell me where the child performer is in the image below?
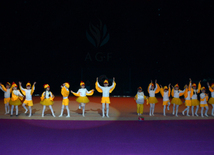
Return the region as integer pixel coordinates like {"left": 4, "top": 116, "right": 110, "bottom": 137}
{"left": 134, "top": 87, "right": 148, "bottom": 116}
{"left": 19, "top": 82, "right": 36, "bottom": 117}
{"left": 207, "top": 82, "right": 214, "bottom": 116}
{"left": 190, "top": 79, "right": 201, "bottom": 116}
{"left": 71, "top": 81, "right": 94, "bottom": 117}
{"left": 182, "top": 83, "right": 193, "bottom": 116}
{"left": 95, "top": 77, "right": 116, "bottom": 118}
{"left": 9, "top": 82, "right": 23, "bottom": 116}
{"left": 0, "top": 82, "right": 12, "bottom": 114}
{"left": 160, "top": 84, "right": 171, "bottom": 116}
{"left": 200, "top": 87, "right": 209, "bottom": 117}
{"left": 171, "top": 84, "right": 186, "bottom": 117}
{"left": 59, "top": 82, "right": 70, "bottom": 117}
{"left": 147, "top": 80, "right": 160, "bottom": 116}
{"left": 40, "top": 84, "right": 55, "bottom": 117}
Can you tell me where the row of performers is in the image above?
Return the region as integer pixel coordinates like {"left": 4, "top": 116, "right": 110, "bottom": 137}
{"left": 0, "top": 77, "right": 116, "bottom": 117}
{"left": 135, "top": 79, "right": 214, "bottom": 117}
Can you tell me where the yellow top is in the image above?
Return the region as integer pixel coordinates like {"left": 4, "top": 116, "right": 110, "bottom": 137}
{"left": 0, "top": 84, "right": 12, "bottom": 93}
{"left": 61, "top": 87, "right": 69, "bottom": 97}
{"left": 95, "top": 81, "right": 116, "bottom": 93}
{"left": 11, "top": 90, "right": 23, "bottom": 101}
{"left": 147, "top": 83, "right": 160, "bottom": 94}
{"left": 209, "top": 86, "right": 214, "bottom": 92}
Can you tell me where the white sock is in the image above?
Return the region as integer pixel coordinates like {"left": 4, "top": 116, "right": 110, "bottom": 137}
{"left": 29, "top": 106, "right": 32, "bottom": 117}
{"left": 15, "top": 106, "right": 18, "bottom": 115}
{"left": 163, "top": 105, "right": 166, "bottom": 115}
{"left": 49, "top": 105, "right": 55, "bottom": 117}
{"left": 42, "top": 105, "right": 46, "bottom": 116}
{"left": 106, "top": 104, "right": 109, "bottom": 117}
{"left": 149, "top": 103, "right": 152, "bottom": 115}
{"left": 22, "top": 104, "right": 28, "bottom": 112}
{"left": 152, "top": 104, "right": 155, "bottom": 115}
{"left": 176, "top": 105, "right": 179, "bottom": 116}
{"left": 201, "top": 107, "right": 204, "bottom": 117}
{"left": 212, "top": 105, "right": 214, "bottom": 115}
{"left": 172, "top": 104, "right": 175, "bottom": 114}
{"left": 195, "top": 106, "right": 199, "bottom": 114}
{"left": 11, "top": 105, "right": 14, "bottom": 115}
{"left": 66, "top": 106, "right": 70, "bottom": 117}
{"left": 191, "top": 106, "right": 194, "bottom": 115}
{"left": 187, "top": 106, "right": 190, "bottom": 115}
{"left": 59, "top": 105, "right": 64, "bottom": 116}
{"left": 205, "top": 106, "right": 209, "bottom": 115}
{"left": 167, "top": 102, "right": 170, "bottom": 110}
{"left": 5, "top": 104, "right": 7, "bottom": 114}
{"left": 102, "top": 103, "right": 105, "bottom": 117}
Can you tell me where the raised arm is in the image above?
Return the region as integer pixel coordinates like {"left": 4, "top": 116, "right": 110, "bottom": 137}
{"left": 0, "top": 84, "right": 6, "bottom": 92}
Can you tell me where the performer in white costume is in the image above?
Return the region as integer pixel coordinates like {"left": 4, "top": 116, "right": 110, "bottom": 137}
{"left": 160, "top": 84, "right": 171, "bottom": 116}
{"left": 0, "top": 82, "right": 12, "bottom": 114}
{"left": 200, "top": 87, "right": 209, "bottom": 117}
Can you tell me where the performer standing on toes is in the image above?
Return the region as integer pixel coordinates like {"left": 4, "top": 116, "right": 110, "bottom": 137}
{"left": 95, "top": 77, "right": 116, "bottom": 118}
{"left": 182, "top": 83, "right": 193, "bottom": 116}
{"left": 71, "top": 81, "right": 94, "bottom": 117}
{"left": 200, "top": 87, "right": 209, "bottom": 117}
{"left": 190, "top": 79, "right": 201, "bottom": 116}
{"left": 147, "top": 80, "right": 160, "bottom": 116}
{"left": 19, "top": 82, "right": 36, "bottom": 117}
{"left": 59, "top": 83, "right": 70, "bottom": 117}
{"left": 40, "top": 84, "right": 55, "bottom": 117}
{"left": 9, "top": 82, "right": 23, "bottom": 116}
{"left": 160, "top": 84, "right": 171, "bottom": 116}
{"left": 171, "top": 84, "right": 186, "bottom": 117}
{"left": 0, "top": 82, "right": 12, "bottom": 114}
{"left": 134, "top": 87, "right": 148, "bottom": 116}
{"left": 207, "top": 82, "right": 214, "bottom": 116}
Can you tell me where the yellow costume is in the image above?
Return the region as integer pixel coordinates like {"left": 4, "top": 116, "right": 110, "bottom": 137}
{"left": 184, "top": 84, "right": 193, "bottom": 106}
{"left": 208, "top": 84, "right": 214, "bottom": 104}
{"left": 147, "top": 83, "right": 160, "bottom": 104}
{"left": 160, "top": 86, "right": 171, "bottom": 105}
{"left": 61, "top": 83, "right": 70, "bottom": 105}
{"left": 9, "top": 83, "right": 23, "bottom": 106}
{"left": 20, "top": 82, "right": 35, "bottom": 106}
{"left": 40, "top": 84, "right": 54, "bottom": 106}
{"left": 171, "top": 84, "right": 185, "bottom": 105}
{"left": 134, "top": 89, "right": 148, "bottom": 114}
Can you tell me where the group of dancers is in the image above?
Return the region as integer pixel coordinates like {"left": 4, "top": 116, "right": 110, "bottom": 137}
{"left": 134, "top": 78, "right": 214, "bottom": 117}
{"left": 0, "top": 77, "right": 116, "bottom": 118}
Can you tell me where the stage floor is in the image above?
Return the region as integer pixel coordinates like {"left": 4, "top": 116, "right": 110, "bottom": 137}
{"left": 0, "top": 96, "right": 214, "bottom": 121}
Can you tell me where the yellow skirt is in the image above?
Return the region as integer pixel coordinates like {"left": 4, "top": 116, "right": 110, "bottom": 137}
{"left": 9, "top": 99, "right": 22, "bottom": 106}
{"left": 4, "top": 98, "right": 10, "bottom": 104}
{"left": 185, "top": 100, "right": 192, "bottom": 106}
{"left": 76, "top": 96, "right": 89, "bottom": 103}
{"left": 101, "top": 97, "right": 110, "bottom": 104}
{"left": 200, "top": 104, "right": 208, "bottom": 107}
{"left": 163, "top": 100, "right": 169, "bottom": 105}
{"left": 191, "top": 99, "right": 200, "bottom": 106}
{"left": 148, "top": 97, "right": 158, "bottom": 104}
{"left": 208, "top": 97, "right": 214, "bottom": 104}
{"left": 40, "top": 98, "right": 54, "bottom": 106}
{"left": 171, "top": 98, "right": 182, "bottom": 105}
{"left": 23, "top": 100, "right": 33, "bottom": 106}
{"left": 62, "top": 98, "right": 69, "bottom": 106}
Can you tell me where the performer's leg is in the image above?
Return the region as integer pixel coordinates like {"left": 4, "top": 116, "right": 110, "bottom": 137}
{"left": 186, "top": 106, "right": 190, "bottom": 116}
{"left": 5, "top": 104, "right": 7, "bottom": 114}
{"left": 22, "top": 103, "right": 28, "bottom": 113}
{"left": 140, "top": 104, "right": 144, "bottom": 115}
{"left": 191, "top": 106, "right": 194, "bottom": 116}
{"left": 201, "top": 107, "right": 204, "bottom": 117}
{"left": 15, "top": 106, "right": 18, "bottom": 116}
{"left": 28, "top": 106, "right": 32, "bottom": 117}
{"left": 10, "top": 105, "right": 14, "bottom": 116}
{"left": 79, "top": 104, "right": 81, "bottom": 109}
{"left": 182, "top": 107, "right": 187, "bottom": 115}
{"left": 175, "top": 105, "right": 179, "bottom": 117}
{"left": 42, "top": 105, "right": 46, "bottom": 117}
{"left": 106, "top": 104, "right": 109, "bottom": 117}
{"left": 163, "top": 105, "right": 166, "bottom": 116}
{"left": 167, "top": 102, "right": 170, "bottom": 110}
{"left": 195, "top": 106, "right": 199, "bottom": 116}
{"left": 49, "top": 105, "right": 55, "bottom": 117}
{"left": 137, "top": 104, "right": 140, "bottom": 115}
{"left": 66, "top": 105, "right": 70, "bottom": 117}
{"left": 102, "top": 103, "right": 105, "bottom": 117}
{"left": 7, "top": 103, "right": 10, "bottom": 113}
{"left": 205, "top": 106, "right": 209, "bottom": 117}
{"left": 149, "top": 103, "right": 152, "bottom": 116}
{"left": 172, "top": 104, "right": 175, "bottom": 115}
{"left": 211, "top": 104, "right": 214, "bottom": 116}
{"left": 152, "top": 104, "right": 155, "bottom": 116}
{"left": 59, "top": 105, "right": 64, "bottom": 117}
{"left": 81, "top": 103, "right": 85, "bottom": 117}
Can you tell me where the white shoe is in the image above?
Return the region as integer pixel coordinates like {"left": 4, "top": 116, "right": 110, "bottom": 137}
{"left": 102, "top": 115, "right": 105, "bottom": 118}
{"left": 82, "top": 114, "right": 85, "bottom": 117}
{"left": 149, "top": 113, "right": 152, "bottom": 116}
{"left": 59, "top": 114, "right": 63, "bottom": 117}
{"left": 201, "top": 115, "right": 204, "bottom": 117}
{"left": 79, "top": 105, "right": 81, "bottom": 109}
{"left": 182, "top": 111, "right": 184, "bottom": 115}
{"left": 167, "top": 107, "right": 170, "bottom": 111}
{"left": 52, "top": 114, "right": 56, "bottom": 117}
{"left": 195, "top": 113, "right": 198, "bottom": 117}
{"left": 28, "top": 115, "right": 32, "bottom": 117}
{"left": 163, "top": 114, "right": 166, "bottom": 116}
{"left": 152, "top": 114, "right": 154, "bottom": 116}
{"left": 211, "top": 113, "right": 214, "bottom": 116}
{"left": 175, "top": 114, "right": 178, "bottom": 117}
{"left": 192, "top": 113, "right": 194, "bottom": 116}
{"left": 106, "top": 115, "right": 109, "bottom": 118}
{"left": 205, "top": 114, "right": 208, "bottom": 117}
{"left": 138, "top": 113, "right": 140, "bottom": 116}
{"left": 42, "top": 114, "right": 44, "bottom": 117}
{"left": 25, "top": 109, "right": 28, "bottom": 114}
{"left": 187, "top": 114, "right": 190, "bottom": 117}
{"left": 172, "top": 112, "right": 175, "bottom": 115}
{"left": 66, "top": 115, "right": 70, "bottom": 118}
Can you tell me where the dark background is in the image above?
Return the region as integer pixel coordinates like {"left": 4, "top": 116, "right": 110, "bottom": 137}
{"left": 0, "top": 0, "right": 213, "bottom": 96}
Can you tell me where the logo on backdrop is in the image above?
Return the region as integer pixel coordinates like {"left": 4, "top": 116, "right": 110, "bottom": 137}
{"left": 85, "top": 19, "right": 112, "bottom": 62}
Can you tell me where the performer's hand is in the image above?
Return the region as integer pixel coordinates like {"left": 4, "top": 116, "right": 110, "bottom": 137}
{"left": 71, "top": 90, "right": 74, "bottom": 93}
{"left": 169, "top": 83, "right": 171, "bottom": 87}
{"left": 113, "top": 77, "right": 115, "bottom": 81}
{"left": 199, "top": 80, "right": 201, "bottom": 83}
{"left": 96, "top": 77, "right": 98, "bottom": 81}
{"left": 155, "top": 79, "right": 157, "bottom": 83}
{"left": 33, "top": 82, "right": 36, "bottom": 85}
{"left": 160, "top": 85, "right": 162, "bottom": 88}
{"left": 92, "top": 89, "right": 95, "bottom": 91}
{"left": 151, "top": 80, "right": 153, "bottom": 83}
{"left": 207, "top": 82, "right": 209, "bottom": 86}
{"left": 19, "top": 82, "right": 21, "bottom": 85}
{"left": 189, "top": 78, "right": 192, "bottom": 81}
{"left": 0, "top": 82, "right": 2, "bottom": 85}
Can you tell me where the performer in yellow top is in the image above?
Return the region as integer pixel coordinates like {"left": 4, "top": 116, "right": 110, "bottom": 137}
{"left": 95, "top": 77, "right": 116, "bottom": 118}
{"left": 147, "top": 80, "right": 160, "bottom": 116}
{"left": 200, "top": 87, "right": 209, "bottom": 117}
{"left": 59, "top": 82, "right": 70, "bottom": 117}
{"left": 134, "top": 87, "right": 148, "bottom": 116}
{"left": 71, "top": 81, "right": 94, "bottom": 117}
{"left": 171, "top": 84, "right": 186, "bottom": 117}
{"left": 190, "top": 78, "right": 201, "bottom": 116}
{"left": 40, "top": 84, "right": 55, "bottom": 117}
{"left": 207, "top": 82, "right": 214, "bottom": 116}
{"left": 19, "top": 81, "right": 36, "bottom": 117}
{"left": 9, "top": 82, "right": 24, "bottom": 116}
{"left": 0, "top": 82, "right": 12, "bottom": 114}
{"left": 182, "top": 81, "right": 193, "bottom": 116}
{"left": 160, "top": 84, "right": 171, "bottom": 116}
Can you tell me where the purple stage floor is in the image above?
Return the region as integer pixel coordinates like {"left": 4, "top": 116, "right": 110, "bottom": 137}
{"left": 1, "top": 119, "right": 214, "bottom": 155}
